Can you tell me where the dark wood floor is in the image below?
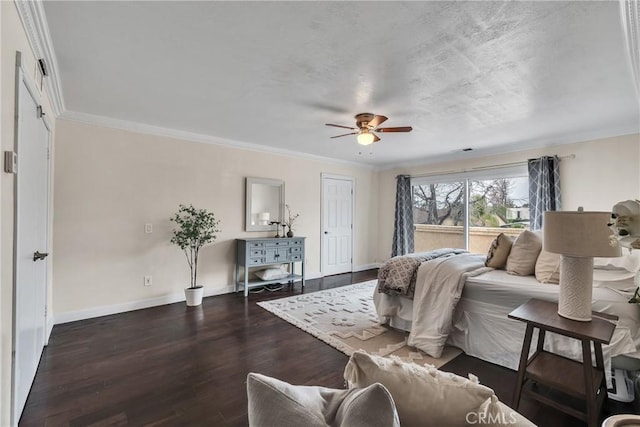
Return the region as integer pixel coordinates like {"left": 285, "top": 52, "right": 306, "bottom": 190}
{"left": 20, "top": 270, "right": 637, "bottom": 426}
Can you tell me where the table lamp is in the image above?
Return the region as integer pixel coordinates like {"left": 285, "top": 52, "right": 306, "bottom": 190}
{"left": 544, "top": 209, "right": 621, "bottom": 321}
{"left": 259, "top": 212, "right": 270, "bottom": 225}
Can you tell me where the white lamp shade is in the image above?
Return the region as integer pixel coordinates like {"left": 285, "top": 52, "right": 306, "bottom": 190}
{"left": 543, "top": 211, "right": 621, "bottom": 258}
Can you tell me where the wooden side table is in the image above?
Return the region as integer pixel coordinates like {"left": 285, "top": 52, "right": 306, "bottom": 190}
{"left": 508, "top": 299, "right": 617, "bottom": 427}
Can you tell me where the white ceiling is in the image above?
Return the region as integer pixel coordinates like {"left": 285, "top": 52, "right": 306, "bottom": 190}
{"left": 42, "top": 1, "right": 639, "bottom": 167}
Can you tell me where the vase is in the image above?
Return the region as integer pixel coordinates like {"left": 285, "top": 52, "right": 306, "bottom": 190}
{"left": 185, "top": 286, "right": 204, "bottom": 306}
{"left": 287, "top": 229, "right": 294, "bottom": 238}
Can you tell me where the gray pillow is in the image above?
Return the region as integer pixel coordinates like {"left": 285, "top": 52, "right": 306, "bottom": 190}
{"left": 246, "top": 372, "right": 400, "bottom": 427}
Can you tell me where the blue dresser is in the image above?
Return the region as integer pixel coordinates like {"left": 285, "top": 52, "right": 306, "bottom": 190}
{"left": 235, "top": 237, "right": 305, "bottom": 297}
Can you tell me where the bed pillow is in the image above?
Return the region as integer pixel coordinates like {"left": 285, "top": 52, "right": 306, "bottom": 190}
{"left": 535, "top": 250, "right": 561, "bottom": 284}
{"left": 594, "top": 251, "right": 640, "bottom": 273}
{"left": 506, "top": 230, "right": 542, "bottom": 276}
{"left": 343, "top": 352, "right": 532, "bottom": 427}
{"left": 247, "top": 372, "right": 400, "bottom": 427}
{"left": 254, "top": 266, "right": 289, "bottom": 280}
{"left": 485, "top": 233, "right": 514, "bottom": 269}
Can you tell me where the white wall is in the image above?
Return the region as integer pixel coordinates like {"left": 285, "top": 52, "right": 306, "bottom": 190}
{"left": 52, "top": 119, "right": 378, "bottom": 321}
{"left": 377, "top": 133, "right": 640, "bottom": 262}
{"left": 1, "top": 2, "right": 57, "bottom": 425}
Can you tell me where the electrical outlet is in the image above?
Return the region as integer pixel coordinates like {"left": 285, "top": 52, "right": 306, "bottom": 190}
{"left": 144, "top": 223, "right": 153, "bottom": 234}
{"left": 144, "top": 275, "right": 152, "bottom": 287}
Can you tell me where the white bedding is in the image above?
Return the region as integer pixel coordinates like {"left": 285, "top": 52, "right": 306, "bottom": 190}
{"left": 374, "top": 267, "right": 640, "bottom": 385}
{"left": 406, "top": 253, "right": 489, "bottom": 358}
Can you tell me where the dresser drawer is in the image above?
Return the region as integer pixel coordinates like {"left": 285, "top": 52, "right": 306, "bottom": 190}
{"left": 266, "top": 240, "right": 290, "bottom": 247}
{"left": 248, "top": 257, "right": 265, "bottom": 265}
{"left": 291, "top": 254, "right": 302, "bottom": 261}
{"left": 291, "top": 239, "right": 304, "bottom": 246}
{"left": 250, "top": 249, "right": 265, "bottom": 257}
{"left": 290, "top": 246, "right": 302, "bottom": 254}
{"left": 249, "top": 242, "right": 265, "bottom": 249}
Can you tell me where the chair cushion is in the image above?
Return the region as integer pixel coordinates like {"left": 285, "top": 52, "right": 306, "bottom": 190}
{"left": 246, "top": 372, "right": 400, "bottom": 427}
{"left": 343, "top": 352, "right": 535, "bottom": 427}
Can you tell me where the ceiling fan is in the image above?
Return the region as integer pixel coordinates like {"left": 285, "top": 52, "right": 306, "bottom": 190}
{"left": 325, "top": 113, "right": 413, "bottom": 145}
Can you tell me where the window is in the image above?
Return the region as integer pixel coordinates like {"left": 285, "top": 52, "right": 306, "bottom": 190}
{"left": 412, "top": 166, "right": 529, "bottom": 254}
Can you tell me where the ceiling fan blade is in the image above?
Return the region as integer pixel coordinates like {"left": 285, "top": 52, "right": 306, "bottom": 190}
{"left": 330, "top": 132, "right": 358, "bottom": 139}
{"left": 375, "top": 126, "right": 413, "bottom": 133}
{"left": 367, "top": 115, "right": 388, "bottom": 128}
{"left": 326, "top": 123, "right": 357, "bottom": 130}
{"left": 372, "top": 132, "right": 381, "bottom": 143}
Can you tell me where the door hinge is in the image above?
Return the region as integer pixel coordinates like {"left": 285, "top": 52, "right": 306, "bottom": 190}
{"left": 37, "top": 105, "right": 45, "bottom": 119}
{"left": 47, "top": 147, "right": 50, "bottom": 160}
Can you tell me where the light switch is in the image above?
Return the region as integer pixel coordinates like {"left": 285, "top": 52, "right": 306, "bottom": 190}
{"left": 144, "top": 223, "right": 153, "bottom": 234}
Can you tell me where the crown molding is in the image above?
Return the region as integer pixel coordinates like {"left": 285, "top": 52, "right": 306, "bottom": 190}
{"left": 60, "top": 110, "right": 375, "bottom": 169}
{"left": 374, "top": 125, "right": 640, "bottom": 171}
{"left": 14, "top": 0, "right": 65, "bottom": 116}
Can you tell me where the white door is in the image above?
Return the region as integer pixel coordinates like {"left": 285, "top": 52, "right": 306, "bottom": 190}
{"left": 322, "top": 175, "right": 353, "bottom": 275}
{"left": 13, "top": 68, "right": 50, "bottom": 421}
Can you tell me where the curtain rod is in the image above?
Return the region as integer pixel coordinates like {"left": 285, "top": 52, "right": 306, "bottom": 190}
{"left": 405, "top": 154, "right": 575, "bottom": 179}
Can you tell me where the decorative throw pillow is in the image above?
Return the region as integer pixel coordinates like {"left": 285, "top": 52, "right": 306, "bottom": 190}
{"left": 343, "top": 352, "right": 528, "bottom": 427}
{"left": 246, "top": 372, "right": 400, "bottom": 427}
{"left": 535, "top": 250, "right": 561, "bottom": 284}
{"left": 506, "top": 230, "right": 542, "bottom": 276}
{"left": 485, "top": 233, "right": 514, "bottom": 269}
{"left": 254, "top": 266, "right": 289, "bottom": 280}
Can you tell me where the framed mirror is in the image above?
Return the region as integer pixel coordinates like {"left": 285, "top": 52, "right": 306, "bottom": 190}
{"left": 245, "top": 177, "right": 285, "bottom": 231}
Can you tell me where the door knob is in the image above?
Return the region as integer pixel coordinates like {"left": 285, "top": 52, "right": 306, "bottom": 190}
{"left": 33, "top": 251, "right": 48, "bottom": 262}
{"left": 324, "top": 231, "right": 329, "bottom": 234}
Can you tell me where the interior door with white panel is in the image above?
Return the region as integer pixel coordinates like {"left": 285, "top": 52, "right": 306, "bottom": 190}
{"left": 322, "top": 175, "right": 354, "bottom": 276}
{"left": 13, "top": 61, "right": 50, "bottom": 422}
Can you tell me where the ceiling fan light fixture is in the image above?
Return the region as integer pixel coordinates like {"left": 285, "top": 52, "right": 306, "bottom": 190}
{"left": 357, "top": 131, "right": 375, "bottom": 145}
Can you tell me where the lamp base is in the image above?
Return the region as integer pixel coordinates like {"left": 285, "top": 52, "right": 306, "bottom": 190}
{"left": 558, "top": 255, "right": 594, "bottom": 322}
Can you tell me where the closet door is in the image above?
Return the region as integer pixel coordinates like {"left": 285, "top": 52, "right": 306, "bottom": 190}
{"left": 13, "top": 62, "right": 51, "bottom": 422}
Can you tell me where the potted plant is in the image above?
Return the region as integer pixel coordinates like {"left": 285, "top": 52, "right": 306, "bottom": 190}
{"left": 283, "top": 204, "right": 300, "bottom": 237}
{"left": 170, "top": 204, "right": 221, "bottom": 306}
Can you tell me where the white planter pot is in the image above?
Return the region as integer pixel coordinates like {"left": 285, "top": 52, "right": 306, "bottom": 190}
{"left": 185, "top": 286, "right": 204, "bottom": 306}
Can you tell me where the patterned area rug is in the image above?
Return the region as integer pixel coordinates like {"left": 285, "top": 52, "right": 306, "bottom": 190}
{"left": 257, "top": 280, "right": 462, "bottom": 368}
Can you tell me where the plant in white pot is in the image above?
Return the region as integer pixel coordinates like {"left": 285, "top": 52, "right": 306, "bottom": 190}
{"left": 170, "top": 204, "right": 221, "bottom": 306}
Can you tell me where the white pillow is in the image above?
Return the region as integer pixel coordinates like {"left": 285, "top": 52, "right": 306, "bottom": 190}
{"left": 535, "top": 250, "right": 561, "bottom": 284}
{"left": 594, "top": 251, "right": 640, "bottom": 273}
{"left": 254, "top": 266, "right": 289, "bottom": 280}
{"left": 506, "top": 230, "right": 542, "bottom": 276}
{"left": 247, "top": 372, "right": 400, "bottom": 427}
{"left": 343, "top": 352, "right": 534, "bottom": 427}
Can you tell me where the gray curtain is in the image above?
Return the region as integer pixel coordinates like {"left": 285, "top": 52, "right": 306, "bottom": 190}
{"left": 528, "top": 156, "right": 561, "bottom": 230}
{"left": 392, "top": 175, "right": 414, "bottom": 256}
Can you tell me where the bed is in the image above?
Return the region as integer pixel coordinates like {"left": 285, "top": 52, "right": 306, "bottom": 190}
{"left": 373, "top": 253, "right": 640, "bottom": 383}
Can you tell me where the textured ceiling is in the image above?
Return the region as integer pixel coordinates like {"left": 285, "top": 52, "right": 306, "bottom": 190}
{"left": 43, "top": 1, "right": 639, "bottom": 167}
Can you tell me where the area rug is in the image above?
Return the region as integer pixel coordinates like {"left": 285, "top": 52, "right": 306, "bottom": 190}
{"left": 257, "top": 280, "right": 462, "bottom": 368}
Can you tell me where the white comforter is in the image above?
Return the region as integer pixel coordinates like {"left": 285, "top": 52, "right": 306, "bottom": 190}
{"left": 406, "top": 253, "right": 490, "bottom": 358}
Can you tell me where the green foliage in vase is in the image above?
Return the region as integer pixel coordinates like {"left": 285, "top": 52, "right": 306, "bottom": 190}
{"left": 170, "top": 204, "right": 221, "bottom": 289}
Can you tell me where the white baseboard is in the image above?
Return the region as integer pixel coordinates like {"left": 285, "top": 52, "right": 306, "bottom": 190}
{"left": 53, "top": 268, "right": 374, "bottom": 325}
{"left": 54, "top": 285, "right": 235, "bottom": 325}
{"left": 353, "top": 263, "right": 382, "bottom": 272}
